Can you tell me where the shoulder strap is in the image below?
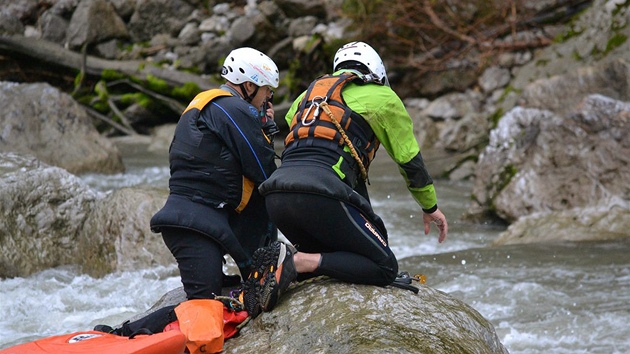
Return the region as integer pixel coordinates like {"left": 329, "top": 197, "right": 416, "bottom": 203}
{"left": 182, "top": 89, "right": 232, "bottom": 114}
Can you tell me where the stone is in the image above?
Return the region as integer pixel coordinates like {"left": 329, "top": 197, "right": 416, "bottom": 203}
{"left": 127, "top": 280, "right": 509, "bottom": 354}
{"left": 0, "top": 82, "right": 124, "bottom": 175}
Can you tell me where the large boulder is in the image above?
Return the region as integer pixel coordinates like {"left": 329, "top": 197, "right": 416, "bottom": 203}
{"left": 517, "top": 58, "right": 630, "bottom": 117}
{"left": 0, "top": 82, "right": 124, "bottom": 175}
{"left": 131, "top": 280, "right": 508, "bottom": 354}
{"left": 66, "top": 0, "right": 129, "bottom": 49}
{"left": 494, "top": 196, "right": 630, "bottom": 245}
{"left": 0, "top": 152, "right": 100, "bottom": 278}
{"left": 508, "top": 0, "right": 630, "bottom": 102}
{"left": 466, "top": 93, "right": 630, "bottom": 224}
{"left": 81, "top": 186, "right": 173, "bottom": 277}
{"left": 0, "top": 153, "right": 172, "bottom": 278}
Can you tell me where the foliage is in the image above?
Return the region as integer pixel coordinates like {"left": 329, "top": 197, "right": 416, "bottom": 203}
{"left": 604, "top": 33, "right": 628, "bottom": 54}
{"left": 340, "top": 0, "right": 586, "bottom": 74}
{"left": 144, "top": 74, "right": 170, "bottom": 95}
{"left": 282, "top": 35, "right": 337, "bottom": 97}
{"left": 172, "top": 82, "right": 202, "bottom": 101}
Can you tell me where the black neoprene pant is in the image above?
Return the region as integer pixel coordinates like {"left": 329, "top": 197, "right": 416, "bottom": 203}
{"left": 162, "top": 228, "right": 225, "bottom": 299}
{"left": 265, "top": 192, "right": 398, "bottom": 286}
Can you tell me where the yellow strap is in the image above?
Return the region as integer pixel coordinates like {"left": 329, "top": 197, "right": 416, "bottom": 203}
{"left": 183, "top": 89, "right": 232, "bottom": 114}
{"left": 235, "top": 176, "right": 254, "bottom": 213}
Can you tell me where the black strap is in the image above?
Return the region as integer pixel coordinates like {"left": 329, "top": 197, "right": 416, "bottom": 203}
{"left": 390, "top": 271, "right": 420, "bottom": 294}
{"left": 129, "top": 328, "right": 154, "bottom": 339}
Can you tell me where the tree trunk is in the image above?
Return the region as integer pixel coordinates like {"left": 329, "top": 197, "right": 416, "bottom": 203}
{"left": 0, "top": 35, "right": 215, "bottom": 92}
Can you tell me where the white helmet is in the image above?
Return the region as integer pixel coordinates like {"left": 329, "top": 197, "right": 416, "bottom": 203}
{"left": 333, "top": 41, "right": 388, "bottom": 85}
{"left": 221, "top": 47, "right": 279, "bottom": 88}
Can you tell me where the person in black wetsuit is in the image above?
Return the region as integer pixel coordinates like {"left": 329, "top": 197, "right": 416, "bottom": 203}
{"left": 95, "top": 47, "right": 280, "bottom": 334}
{"left": 243, "top": 41, "right": 448, "bottom": 316}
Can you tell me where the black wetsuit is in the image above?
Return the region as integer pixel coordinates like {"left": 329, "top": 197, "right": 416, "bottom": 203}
{"left": 151, "top": 84, "right": 277, "bottom": 299}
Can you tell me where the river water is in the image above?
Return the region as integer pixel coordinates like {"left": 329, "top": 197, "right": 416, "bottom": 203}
{"left": 1, "top": 140, "right": 629, "bottom": 353}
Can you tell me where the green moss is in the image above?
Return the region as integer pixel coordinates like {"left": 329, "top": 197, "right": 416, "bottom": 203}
{"left": 535, "top": 58, "right": 550, "bottom": 67}
{"left": 496, "top": 164, "right": 518, "bottom": 193}
{"left": 145, "top": 74, "right": 170, "bottom": 95}
{"left": 73, "top": 71, "right": 84, "bottom": 89}
{"left": 604, "top": 33, "right": 627, "bottom": 54}
{"left": 101, "top": 69, "right": 125, "bottom": 81}
{"left": 341, "top": 0, "right": 384, "bottom": 18}
{"left": 119, "top": 92, "right": 141, "bottom": 105}
{"left": 75, "top": 94, "right": 94, "bottom": 106}
{"left": 554, "top": 25, "right": 584, "bottom": 44}
{"left": 611, "top": 0, "right": 630, "bottom": 16}
{"left": 496, "top": 86, "right": 521, "bottom": 104}
{"left": 91, "top": 101, "right": 109, "bottom": 113}
{"left": 488, "top": 108, "right": 504, "bottom": 129}
{"left": 120, "top": 92, "right": 153, "bottom": 109}
{"left": 172, "top": 82, "right": 202, "bottom": 100}
{"left": 94, "top": 81, "right": 109, "bottom": 101}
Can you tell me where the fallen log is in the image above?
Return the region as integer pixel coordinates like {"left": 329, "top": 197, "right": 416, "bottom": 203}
{"left": 0, "top": 35, "right": 216, "bottom": 91}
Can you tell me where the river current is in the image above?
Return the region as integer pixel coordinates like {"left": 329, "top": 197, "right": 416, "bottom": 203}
{"left": 1, "top": 140, "right": 628, "bottom": 353}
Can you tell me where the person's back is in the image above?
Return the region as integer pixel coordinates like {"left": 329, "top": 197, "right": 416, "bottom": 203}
{"left": 245, "top": 41, "right": 448, "bottom": 318}
{"left": 94, "top": 47, "right": 281, "bottom": 349}
{"left": 169, "top": 92, "right": 275, "bottom": 210}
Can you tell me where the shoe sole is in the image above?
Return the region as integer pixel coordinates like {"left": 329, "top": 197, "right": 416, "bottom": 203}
{"left": 244, "top": 241, "right": 297, "bottom": 315}
{"left": 242, "top": 242, "right": 282, "bottom": 317}
{"left": 260, "top": 242, "right": 297, "bottom": 311}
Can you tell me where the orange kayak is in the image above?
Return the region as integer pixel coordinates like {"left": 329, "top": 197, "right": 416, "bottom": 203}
{"left": 0, "top": 330, "right": 186, "bottom": 354}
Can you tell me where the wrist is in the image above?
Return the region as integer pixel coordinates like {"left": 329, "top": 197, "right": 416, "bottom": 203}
{"left": 422, "top": 205, "right": 438, "bottom": 214}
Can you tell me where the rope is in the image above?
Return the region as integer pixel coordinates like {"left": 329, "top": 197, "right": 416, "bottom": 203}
{"left": 215, "top": 295, "right": 245, "bottom": 312}
{"left": 319, "top": 102, "right": 368, "bottom": 181}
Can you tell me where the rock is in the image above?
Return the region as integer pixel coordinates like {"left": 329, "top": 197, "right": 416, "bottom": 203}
{"left": 0, "top": 153, "right": 101, "bottom": 278}
{"left": 0, "top": 152, "right": 172, "bottom": 278}
{"left": 275, "top": 0, "right": 327, "bottom": 19}
{"left": 478, "top": 66, "right": 511, "bottom": 93}
{"left": 0, "top": 82, "right": 125, "bottom": 175}
{"left": 517, "top": 59, "right": 630, "bottom": 117}
{"left": 81, "top": 186, "right": 173, "bottom": 277}
{"left": 0, "top": 12, "right": 25, "bottom": 35}
{"left": 131, "top": 280, "right": 508, "bottom": 354}
{"left": 494, "top": 196, "right": 630, "bottom": 245}
{"left": 127, "top": 0, "right": 195, "bottom": 42}
{"left": 508, "top": 0, "right": 630, "bottom": 102}
{"left": 39, "top": 11, "right": 69, "bottom": 44}
{"left": 0, "top": 0, "right": 38, "bottom": 21}
{"left": 148, "top": 124, "right": 176, "bottom": 152}
{"left": 66, "top": 0, "right": 129, "bottom": 49}
{"left": 466, "top": 93, "right": 630, "bottom": 223}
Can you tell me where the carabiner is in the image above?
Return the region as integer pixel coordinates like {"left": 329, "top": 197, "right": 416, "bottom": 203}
{"left": 301, "top": 96, "right": 327, "bottom": 126}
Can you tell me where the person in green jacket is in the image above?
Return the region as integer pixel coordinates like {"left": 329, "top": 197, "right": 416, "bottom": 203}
{"left": 243, "top": 41, "right": 448, "bottom": 316}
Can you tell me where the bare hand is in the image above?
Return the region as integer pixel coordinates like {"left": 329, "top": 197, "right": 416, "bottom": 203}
{"left": 265, "top": 101, "right": 275, "bottom": 121}
{"left": 423, "top": 208, "right": 448, "bottom": 243}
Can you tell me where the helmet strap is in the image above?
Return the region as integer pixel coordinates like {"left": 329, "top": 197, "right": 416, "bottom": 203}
{"left": 238, "top": 83, "right": 259, "bottom": 103}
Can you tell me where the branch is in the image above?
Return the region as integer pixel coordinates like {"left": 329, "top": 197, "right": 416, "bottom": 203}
{"left": 83, "top": 105, "right": 137, "bottom": 136}
{"left": 106, "top": 98, "right": 137, "bottom": 135}
{"left": 423, "top": 1, "right": 477, "bottom": 44}
{"left": 0, "top": 35, "right": 215, "bottom": 92}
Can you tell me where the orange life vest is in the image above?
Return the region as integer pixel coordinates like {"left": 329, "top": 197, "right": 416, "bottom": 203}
{"left": 285, "top": 74, "right": 380, "bottom": 184}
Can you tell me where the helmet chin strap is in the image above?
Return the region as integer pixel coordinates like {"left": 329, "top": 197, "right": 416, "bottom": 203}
{"left": 238, "top": 83, "right": 259, "bottom": 103}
